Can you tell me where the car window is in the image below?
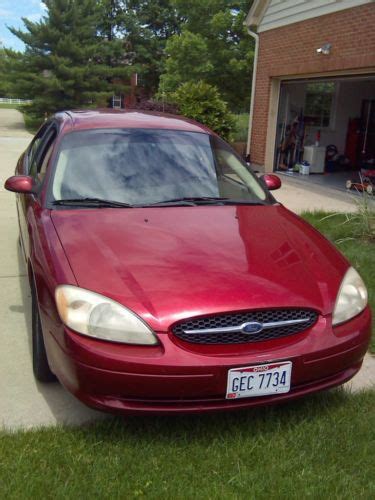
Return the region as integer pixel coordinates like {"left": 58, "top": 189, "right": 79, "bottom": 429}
{"left": 29, "top": 127, "right": 57, "bottom": 181}
{"left": 28, "top": 122, "right": 53, "bottom": 176}
{"left": 50, "top": 128, "right": 270, "bottom": 206}
{"left": 37, "top": 132, "right": 57, "bottom": 183}
{"left": 211, "top": 137, "right": 266, "bottom": 201}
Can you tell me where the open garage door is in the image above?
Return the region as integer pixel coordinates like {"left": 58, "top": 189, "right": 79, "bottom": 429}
{"left": 274, "top": 74, "right": 375, "bottom": 192}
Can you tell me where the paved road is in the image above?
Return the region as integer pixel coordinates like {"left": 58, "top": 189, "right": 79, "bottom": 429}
{"left": 0, "top": 108, "right": 373, "bottom": 430}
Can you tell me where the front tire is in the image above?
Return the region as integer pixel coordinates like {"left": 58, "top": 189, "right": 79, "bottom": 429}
{"left": 31, "top": 283, "right": 56, "bottom": 382}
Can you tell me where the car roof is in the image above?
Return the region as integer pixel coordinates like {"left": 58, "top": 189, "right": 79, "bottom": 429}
{"left": 55, "top": 109, "right": 213, "bottom": 135}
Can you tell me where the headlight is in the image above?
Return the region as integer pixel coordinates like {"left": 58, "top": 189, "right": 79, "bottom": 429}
{"left": 55, "top": 285, "right": 159, "bottom": 345}
{"left": 332, "top": 267, "right": 368, "bottom": 326}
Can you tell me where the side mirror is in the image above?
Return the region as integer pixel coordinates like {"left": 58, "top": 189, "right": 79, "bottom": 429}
{"left": 4, "top": 175, "right": 36, "bottom": 194}
{"left": 261, "top": 174, "right": 282, "bottom": 191}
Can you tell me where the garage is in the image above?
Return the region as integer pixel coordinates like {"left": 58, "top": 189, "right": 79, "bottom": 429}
{"left": 274, "top": 75, "right": 375, "bottom": 192}
{"left": 245, "top": 0, "right": 375, "bottom": 187}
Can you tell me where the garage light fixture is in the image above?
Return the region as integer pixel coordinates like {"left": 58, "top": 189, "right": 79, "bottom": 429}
{"left": 316, "top": 43, "right": 331, "bottom": 55}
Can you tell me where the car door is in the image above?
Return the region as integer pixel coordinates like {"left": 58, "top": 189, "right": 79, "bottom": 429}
{"left": 18, "top": 123, "right": 58, "bottom": 260}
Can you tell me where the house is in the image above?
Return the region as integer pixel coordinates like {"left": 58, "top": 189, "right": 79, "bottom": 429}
{"left": 245, "top": 0, "right": 375, "bottom": 184}
{"left": 111, "top": 73, "right": 142, "bottom": 109}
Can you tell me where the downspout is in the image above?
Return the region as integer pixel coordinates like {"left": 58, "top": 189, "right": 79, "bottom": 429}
{"left": 246, "top": 27, "right": 259, "bottom": 159}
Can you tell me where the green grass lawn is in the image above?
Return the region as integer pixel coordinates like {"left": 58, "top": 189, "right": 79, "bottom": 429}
{"left": 1, "top": 390, "right": 374, "bottom": 499}
{"left": 0, "top": 103, "right": 20, "bottom": 109}
{"left": 302, "top": 211, "right": 374, "bottom": 352}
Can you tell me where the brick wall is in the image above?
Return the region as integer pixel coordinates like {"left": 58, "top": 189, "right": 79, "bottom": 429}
{"left": 250, "top": 3, "right": 375, "bottom": 168}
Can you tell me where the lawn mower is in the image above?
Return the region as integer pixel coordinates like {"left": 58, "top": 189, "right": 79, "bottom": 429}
{"left": 346, "top": 168, "right": 375, "bottom": 195}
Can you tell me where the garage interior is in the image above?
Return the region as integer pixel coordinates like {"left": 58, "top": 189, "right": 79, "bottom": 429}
{"left": 274, "top": 75, "right": 375, "bottom": 193}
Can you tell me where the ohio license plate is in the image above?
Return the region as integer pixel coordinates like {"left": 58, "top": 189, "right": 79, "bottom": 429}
{"left": 226, "top": 361, "right": 292, "bottom": 399}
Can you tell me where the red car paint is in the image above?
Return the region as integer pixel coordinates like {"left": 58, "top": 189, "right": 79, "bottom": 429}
{"left": 262, "top": 174, "right": 282, "bottom": 190}
{"left": 4, "top": 175, "right": 36, "bottom": 193}
{"left": 8, "top": 110, "right": 371, "bottom": 415}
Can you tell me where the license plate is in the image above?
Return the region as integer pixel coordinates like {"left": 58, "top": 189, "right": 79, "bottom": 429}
{"left": 226, "top": 361, "right": 292, "bottom": 399}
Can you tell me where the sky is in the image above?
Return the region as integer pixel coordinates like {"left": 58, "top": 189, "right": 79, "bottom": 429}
{"left": 0, "top": 0, "right": 46, "bottom": 51}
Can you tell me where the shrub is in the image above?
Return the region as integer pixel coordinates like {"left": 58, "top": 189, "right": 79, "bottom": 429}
{"left": 321, "top": 189, "right": 375, "bottom": 243}
{"left": 130, "top": 98, "right": 179, "bottom": 115}
{"left": 20, "top": 108, "right": 44, "bottom": 134}
{"left": 340, "top": 191, "right": 375, "bottom": 242}
{"left": 171, "top": 81, "right": 235, "bottom": 142}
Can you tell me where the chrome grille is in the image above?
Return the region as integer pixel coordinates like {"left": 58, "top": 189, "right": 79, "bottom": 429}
{"left": 172, "top": 309, "right": 318, "bottom": 344}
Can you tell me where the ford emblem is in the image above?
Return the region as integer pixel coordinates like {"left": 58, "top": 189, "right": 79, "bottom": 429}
{"left": 241, "top": 322, "right": 263, "bottom": 334}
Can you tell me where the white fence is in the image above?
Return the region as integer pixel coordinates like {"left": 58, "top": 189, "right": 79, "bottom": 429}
{"left": 0, "top": 98, "right": 32, "bottom": 105}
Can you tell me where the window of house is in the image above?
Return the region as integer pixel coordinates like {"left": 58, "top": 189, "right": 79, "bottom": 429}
{"left": 304, "top": 82, "right": 335, "bottom": 128}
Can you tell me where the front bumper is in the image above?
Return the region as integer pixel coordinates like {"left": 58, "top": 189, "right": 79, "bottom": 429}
{"left": 46, "top": 307, "right": 372, "bottom": 415}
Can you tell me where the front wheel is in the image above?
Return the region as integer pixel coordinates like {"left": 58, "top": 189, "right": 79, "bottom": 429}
{"left": 366, "top": 184, "right": 373, "bottom": 195}
{"left": 345, "top": 180, "right": 352, "bottom": 190}
{"left": 31, "top": 283, "right": 56, "bottom": 382}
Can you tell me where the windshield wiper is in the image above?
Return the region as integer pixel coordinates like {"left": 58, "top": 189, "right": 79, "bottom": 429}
{"left": 146, "top": 197, "right": 266, "bottom": 207}
{"left": 218, "top": 199, "right": 266, "bottom": 206}
{"left": 52, "top": 198, "right": 134, "bottom": 208}
{"left": 53, "top": 197, "right": 267, "bottom": 208}
{"left": 146, "top": 196, "right": 230, "bottom": 206}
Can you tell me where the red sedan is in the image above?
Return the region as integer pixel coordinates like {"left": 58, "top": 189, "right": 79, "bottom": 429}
{"left": 5, "top": 110, "right": 371, "bottom": 414}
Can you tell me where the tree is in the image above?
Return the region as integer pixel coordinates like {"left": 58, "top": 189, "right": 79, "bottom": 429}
{"left": 4, "top": 0, "right": 254, "bottom": 115}
{"left": 0, "top": 46, "right": 13, "bottom": 97}
{"left": 6, "top": 0, "right": 133, "bottom": 119}
{"left": 159, "top": 31, "right": 213, "bottom": 94}
{"left": 159, "top": 0, "right": 254, "bottom": 112}
{"left": 111, "top": 0, "right": 182, "bottom": 94}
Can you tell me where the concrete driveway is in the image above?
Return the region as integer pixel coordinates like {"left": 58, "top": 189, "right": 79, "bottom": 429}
{"left": 0, "top": 109, "right": 105, "bottom": 429}
{"left": 0, "top": 108, "right": 373, "bottom": 430}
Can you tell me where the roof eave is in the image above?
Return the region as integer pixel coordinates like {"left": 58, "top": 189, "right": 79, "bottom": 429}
{"left": 244, "top": 0, "right": 271, "bottom": 28}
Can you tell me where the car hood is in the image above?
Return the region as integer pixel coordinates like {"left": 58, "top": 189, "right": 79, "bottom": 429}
{"left": 51, "top": 205, "right": 348, "bottom": 332}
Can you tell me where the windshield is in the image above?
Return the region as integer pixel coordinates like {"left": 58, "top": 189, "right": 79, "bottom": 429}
{"left": 50, "top": 129, "right": 270, "bottom": 206}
